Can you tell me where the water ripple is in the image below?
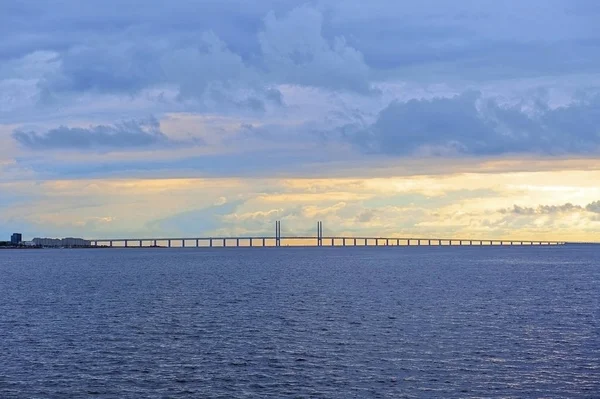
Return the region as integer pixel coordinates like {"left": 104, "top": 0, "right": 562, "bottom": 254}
{"left": 1, "top": 246, "right": 599, "bottom": 398}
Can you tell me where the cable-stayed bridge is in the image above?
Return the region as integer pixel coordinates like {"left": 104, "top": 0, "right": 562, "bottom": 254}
{"left": 89, "top": 221, "right": 569, "bottom": 248}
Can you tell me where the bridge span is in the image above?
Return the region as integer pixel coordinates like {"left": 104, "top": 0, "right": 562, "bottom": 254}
{"left": 89, "top": 221, "right": 568, "bottom": 248}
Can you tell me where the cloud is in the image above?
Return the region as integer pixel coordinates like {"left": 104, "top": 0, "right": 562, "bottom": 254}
{"left": 323, "top": 0, "right": 600, "bottom": 79}
{"left": 259, "top": 6, "right": 370, "bottom": 93}
{"left": 160, "top": 31, "right": 256, "bottom": 99}
{"left": 586, "top": 201, "right": 600, "bottom": 213}
{"left": 356, "top": 209, "right": 376, "bottom": 223}
{"left": 504, "top": 203, "right": 584, "bottom": 215}
{"left": 19, "top": 5, "right": 370, "bottom": 105}
{"left": 12, "top": 117, "right": 198, "bottom": 151}
{"left": 341, "top": 91, "right": 600, "bottom": 157}
{"left": 41, "top": 42, "right": 163, "bottom": 95}
{"left": 502, "top": 201, "right": 600, "bottom": 215}
{"left": 3, "top": 0, "right": 600, "bottom": 104}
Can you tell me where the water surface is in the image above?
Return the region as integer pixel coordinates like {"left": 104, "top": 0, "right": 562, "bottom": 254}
{"left": 1, "top": 246, "right": 599, "bottom": 398}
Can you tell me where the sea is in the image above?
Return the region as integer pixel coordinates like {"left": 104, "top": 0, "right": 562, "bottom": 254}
{"left": 1, "top": 246, "right": 599, "bottom": 398}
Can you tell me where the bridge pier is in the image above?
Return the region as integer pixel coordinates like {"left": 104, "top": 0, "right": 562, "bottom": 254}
{"left": 236, "top": 238, "right": 240, "bottom": 247}
{"left": 125, "top": 240, "right": 128, "bottom": 248}
{"left": 168, "top": 240, "right": 171, "bottom": 248}
{"left": 263, "top": 238, "right": 266, "bottom": 247}
{"left": 223, "top": 238, "right": 226, "bottom": 247}
{"left": 182, "top": 240, "right": 185, "bottom": 248}
{"left": 249, "top": 238, "right": 253, "bottom": 247}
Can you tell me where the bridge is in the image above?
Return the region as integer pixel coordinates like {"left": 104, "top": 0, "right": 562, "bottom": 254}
{"left": 89, "top": 221, "right": 568, "bottom": 248}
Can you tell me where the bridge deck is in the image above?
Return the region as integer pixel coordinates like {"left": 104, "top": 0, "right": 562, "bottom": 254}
{"left": 88, "top": 236, "right": 568, "bottom": 248}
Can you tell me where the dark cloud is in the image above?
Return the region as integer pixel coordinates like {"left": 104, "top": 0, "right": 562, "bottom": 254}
{"left": 585, "top": 201, "right": 600, "bottom": 213}
{"left": 323, "top": 0, "right": 600, "bottom": 78}
{"left": 356, "top": 209, "right": 376, "bottom": 223}
{"left": 42, "top": 42, "right": 164, "bottom": 94}
{"left": 2, "top": 0, "right": 599, "bottom": 91}
{"left": 0, "top": 0, "right": 295, "bottom": 60}
{"left": 1, "top": 0, "right": 598, "bottom": 122}
{"left": 507, "top": 204, "right": 584, "bottom": 215}
{"left": 10, "top": 1, "right": 597, "bottom": 100}
{"left": 16, "top": 5, "right": 370, "bottom": 108}
{"left": 12, "top": 117, "right": 196, "bottom": 151}
{"left": 3, "top": 0, "right": 600, "bottom": 177}
{"left": 502, "top": 201, "right": 600, "bottom": 215}
{"left": 341, "top": 92, "right": 600, "bottom": 156}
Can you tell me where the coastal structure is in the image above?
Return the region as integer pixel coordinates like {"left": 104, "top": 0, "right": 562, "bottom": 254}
{"left": 10, "top": 233, "right": 22, "bottom": 245}
{"left": 33, "top": 237, "right": 91, "bottom": 247}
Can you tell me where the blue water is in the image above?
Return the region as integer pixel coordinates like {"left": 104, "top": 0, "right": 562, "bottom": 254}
{"left": 1, "top": 246, "right": 599, "bottom": 398}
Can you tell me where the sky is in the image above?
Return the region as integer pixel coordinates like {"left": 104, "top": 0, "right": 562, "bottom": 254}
{"left": 1, "top": 0, "right": 600, "bottom": 241}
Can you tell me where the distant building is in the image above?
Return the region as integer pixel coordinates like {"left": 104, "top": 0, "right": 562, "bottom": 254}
{"left": 33, "top": 238, "right": 62, "bottom": 247}
{"left": 62, "top": 237, "right": 91, "bottom": 247}
{"left": 32, "top": 237, "right": 91, "bottom": 247}
{"left": 11, "top": 233, "right": 22, "bottom": 245}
